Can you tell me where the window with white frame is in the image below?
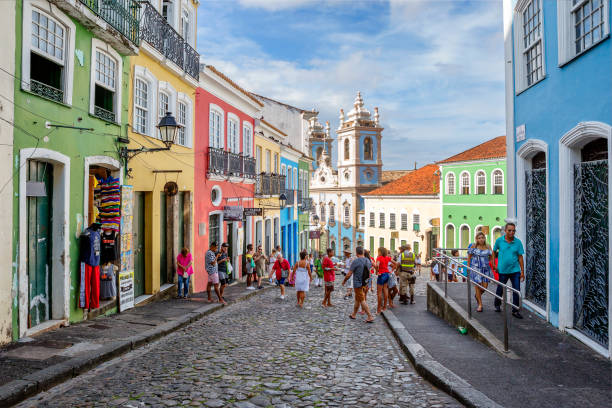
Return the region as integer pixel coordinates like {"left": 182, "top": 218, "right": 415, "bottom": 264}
{"left": 401, "top": 213, "right": 408, "bottom": 230}
{"left": 379, "top": 212, "right": 385, "bottom": 228}
{"left": 493, "top": 169, "right": 504, "bottom": 194}
{"left": 181, "top": 8, "right": 190, "bottom": 44}
{"left": 209, "top": 106, "right": 223, "bottom": 149}
{"left": 228, "top": 117, "right": 239, "bottom": 153}
{"left": 413, "top": 214, "right": 420, "bottom": 231}
{"left": 476, "top": 170, "right": 486, "bottom": 194}
{"left": 446, "top": 172, "right": 455, "bottom": 195}
{"left": 266, "top": 150, "right": 271, "bottom": 173}
{"left": 320, "top": 204, "right": 326, "bottom": 223}
{"left": 243, "top": 124, "right": 253, "bottom": 156}
{"left": 460, "top": 172, "right": 470, "bottom": 195}
{"left": 159, "top": 92, "right": 169, "bottom": 122}
{"left": 329, "top": 203, "right": 335, "bottom": 223}
{"left": 134, "top": 79, "right": 149, "bottom": 134}
{"left": 162, "top": 0, "right": 174, "bottom": 24}
{"left": 390, "top": 213, "right": 396, "bottom": 230}
{"left": 256, "top": 146, "right": 262, "bottom": 172}
{"left": 293, "top": 169, "right": 297, "bottom": 191}
{"left": 523, "top": 0, "right": 543, "bottom": 87}
{"left": 557, "top": 0, "right": 610, "bottom": 64}
{"left": 369, "top": 212, "right": 375, "bottom": 227}
{"left": 26, "top": 5, "right": 75, "bottom": 105}
{"left": 344, "top": 205, "right": 350, "bottom": 225}
{"left": 176, "top": 101, "right": 187, "bottom": 146}
{"left": 274, "top": 154, "right": 278, "bottom": 173}
{"left": 93, "top": 50, "right": 118, "bottom": 121}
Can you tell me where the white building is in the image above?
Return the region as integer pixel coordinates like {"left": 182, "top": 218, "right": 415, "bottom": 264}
{"left": 363, "top": 164, "right": 440, "bottom": 259}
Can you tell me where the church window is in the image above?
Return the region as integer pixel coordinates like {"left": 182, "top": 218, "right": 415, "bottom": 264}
{"left": 364, "top": 137, "right": 373, "bottom": 160}
{"left": 344, "top": 205, "right": 350, "bottom": 225}
{"left": 316, "top": 146, "right": 323, "bottom": 162}
{"left": 344, "top": 139, "right": 350, "bottom": 160}
{"left": 320, "top": 204, "right": 326, "bottom": 223}
{"left": 329, "top": 203, "right": 335, "bottom": 223}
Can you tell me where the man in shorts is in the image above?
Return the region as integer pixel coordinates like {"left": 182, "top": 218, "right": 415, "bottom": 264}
{"left": 253, "top": 245, "right": 267, "bottom": 289}
{"left": 342, "top": 246, "right": 374, "bottom": 322}
{"left": 343, "top": 249, "right": 353, "bottom": 300}
{"left": 206, "top": 242, "right": 224, "bottom": 304}
{"left": 322, "top": 248, "right": 336, "bottom": 307}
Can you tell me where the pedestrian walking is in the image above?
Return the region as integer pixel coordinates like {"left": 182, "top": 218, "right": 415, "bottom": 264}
{"left": 176, "top": 247, "right": 193, "bottom": 299}
{"left": 467, "top": 232, "right": 493, "bottom": 312}
{"left": 312, "top": 253, "right": 323, "bottom": 287}
{"left": 217, "top": 243, "right": 230, "bottom": 302}
{"left": 206, "top": 242, "right": 225, "bottom": 304}
{"left": 398, "top": 245, "right": 417, "bottom": 305}
{"left": 415, "top": 252, "right": 422, "bottom": 275}
{"left": 375, "top": 247, "right": 397, "bottom": 313}
{"left": 253, "top": 245, "right": 267, "bottom": 289}
{"left": 493, "top": 222, "right": 525, "bottom": 318}
{"left": 322, "top": 248, "right": 336, "bottom": 307}
{"left": 290, "top": 250, "right": 312, "bottom": 308}
{"left": 271, "top": 253, "right": 291, "bottom": 300}
{"left": 387, "top": 265, "right": 398, "bottom": 308}
{"left": 343, "top": 249, "right": 353, "bottom": 300}
{"left": 364, "top": 249, "right": 375, "bottom": 296}
{"left": 268, "top": 248, "right": 277, "bottom": 283}
{"left": 245, "top": 244, "right": 256, "bottom": 290}
{"left": 342, "top": 246, "right": 375, "bottom": 323}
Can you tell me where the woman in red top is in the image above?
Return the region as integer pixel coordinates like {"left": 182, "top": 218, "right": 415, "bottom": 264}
{"left": 271, "top": 253, "right": 291, "bottom": 300}
{"left": 321, "top": 248, "right": 336, "bottom": 307}
{"left": 375, "top": 247, "right": 397, "bottom": 314}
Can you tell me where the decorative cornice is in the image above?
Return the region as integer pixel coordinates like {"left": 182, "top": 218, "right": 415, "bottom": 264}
{"left": 559, "top": 121, "right": 612, "bottom": 148}
{"left": 516, "top": 138, "right": 548, "bottom": 159}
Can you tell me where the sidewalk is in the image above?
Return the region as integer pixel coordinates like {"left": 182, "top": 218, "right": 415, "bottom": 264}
{"left": 389, "top": 278, "right": 612, "bottom": 408}
{"left": 0, "top": 283, "right": 271, "bottom": 406}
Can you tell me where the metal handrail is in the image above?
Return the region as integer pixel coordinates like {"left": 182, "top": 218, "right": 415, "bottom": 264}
{"left": 433, "top": 248, "right": 522, "bottom": 352}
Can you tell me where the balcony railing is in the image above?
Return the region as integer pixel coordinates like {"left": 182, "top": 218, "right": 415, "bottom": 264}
{"left": 30, "top": 79, "right": 64, "bottom": 103}
{"left": 297, "top": 189, "right": 303, "bottom": 206}
{"left": 79, "top": 0, "right": 140, "bottom": 45}
{"left": 94, "top": 105, "right": 116, "bottom": 122}
{"left": 285, "top": 189, "right": 295, "bottom": 205}
{"left": 256, "top": 173, "right": 286, "bottom": 196}
{"left": 141, "top": 1, "right": 199, "bottom": 80}
{"left": 301, "top": 197, "right": 313, "bottom": 212}
{"left": 208, "top": 148, "right": 258, "bottom": 179}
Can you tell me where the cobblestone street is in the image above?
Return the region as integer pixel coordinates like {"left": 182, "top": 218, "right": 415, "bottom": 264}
{"left": 17, "top": 283, "right": 459, "bottom": 408}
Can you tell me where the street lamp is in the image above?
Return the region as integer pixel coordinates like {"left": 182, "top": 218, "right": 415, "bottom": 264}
{"left": 279, "top": 193, "right": 287, "bottom": 209}
{"left": 120, "top": 112, "right": 182, "bottom": 161}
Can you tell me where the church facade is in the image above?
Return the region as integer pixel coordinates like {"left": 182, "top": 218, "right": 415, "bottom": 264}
{"left": 309, "top": 92, "right": 383, "bottom": 254}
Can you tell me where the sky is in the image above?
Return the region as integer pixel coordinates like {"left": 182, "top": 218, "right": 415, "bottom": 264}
{"left": 196, "top": 0, "right": 505, "bottom": 170}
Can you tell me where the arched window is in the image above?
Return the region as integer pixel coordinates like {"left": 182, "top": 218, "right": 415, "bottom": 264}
{"left": 493, "top": 169, "right": 504, "bottom": 194}
{"left": 344, "top": 205, "right": 350, "bottom": 225}
{"left": 460, "top": 225, "right": 470, "bottom": 248}
{"left": 445, "top": 224, "right": 455, "bottom": 248}
{"left": 460, "top": 172, "right": 470, "bottom": 195}
{"left": 320, "top": 204, "right": 326, "bottom": 223}
{"left": 492, "top": 226, "right": 503, "bottom": 242}
{"left": 446, "top": 173, "right": 455, "bottom": 195}
{"left": 344, "top": 138, "right": 350, "bottom": 160}
{"left": 474, "top": 225, "right": 483, "bottom": 240}
{"left": 329, "top": 203, "right": 335, "bottom": 223}
{"left": 316, "top": 146, "right": 323, "bottom": 162}
{"left": 364, "top": 137, "right": 373, "bottom": 160}
{"left": 476, "top": 171, "right": 486, "bottom": 194}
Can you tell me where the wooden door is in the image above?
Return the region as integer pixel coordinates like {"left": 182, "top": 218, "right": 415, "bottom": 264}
{"left": 133, "top": 192, "right": 145, "bottom": 297}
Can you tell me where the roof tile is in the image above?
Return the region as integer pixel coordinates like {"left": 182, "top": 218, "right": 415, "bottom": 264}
{"left": 437, "top": 136, "right": 506, "bottom": 164}
{"left": 365, "top": 164, "right": 440, "bottom": 196}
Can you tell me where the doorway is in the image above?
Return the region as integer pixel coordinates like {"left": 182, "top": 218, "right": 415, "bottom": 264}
{"left": 133, "top": 192, "right": 146, "bottom": 297}
{"left": 227, "top": 221, "right": 234, "bottom": 282}
{"left": 160, "top": 193, "right": 168, "bottom": 285}
{"left": 26, "top": 161, "right": 53, "bottom": 328}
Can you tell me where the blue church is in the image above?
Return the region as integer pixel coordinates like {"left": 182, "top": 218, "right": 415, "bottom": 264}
{"left": 309, "top": 92, "right": 383, "bottom": 254}
{"left": 503, "top": 0, "right": 611, "bottom": 357}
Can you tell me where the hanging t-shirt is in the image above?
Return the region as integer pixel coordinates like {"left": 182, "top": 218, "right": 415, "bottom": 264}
{"left": 100, "top": 230, "right": 119, "bottom": 264}
{"left": 80, "top": 228, "right": 101, "bottom": 266}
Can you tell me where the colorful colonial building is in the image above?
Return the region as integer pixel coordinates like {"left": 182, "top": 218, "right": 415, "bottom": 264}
{"left": 503, "top": 0, "right": 611, "bottom": 356}
{"left": 127, "top": 0, "right": 199, "bottom": 302}
{"left": 438, "top": 136, "right": 507, "bottom": 252}
{"left": 194, "top": 65, "right": 261, "bottom": 291}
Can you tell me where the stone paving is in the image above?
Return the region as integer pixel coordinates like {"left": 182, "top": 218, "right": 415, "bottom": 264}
{"left": 17, "top": 283, "right": 460, "bottom": 408}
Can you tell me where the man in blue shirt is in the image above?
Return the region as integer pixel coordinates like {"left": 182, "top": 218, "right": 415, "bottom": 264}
{"left": 493, "top": 222, "right": 525, "bottom": 319}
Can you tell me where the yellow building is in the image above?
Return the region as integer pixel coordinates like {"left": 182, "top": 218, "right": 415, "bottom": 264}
{"left": 126, "top": 0, "right": 199, "bottom": 302}
{"left": 253, "top": 120, "right": 286, "bottom": 254}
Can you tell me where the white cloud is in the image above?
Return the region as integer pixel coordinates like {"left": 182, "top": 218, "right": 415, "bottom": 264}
{"left": 197, "top": 0, "right": 505, "bottom": 169}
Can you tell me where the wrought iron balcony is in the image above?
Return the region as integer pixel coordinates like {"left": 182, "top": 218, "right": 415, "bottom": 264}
{"left": 79, "top": 0, "right": 141, "bottom": 45}
{"left": 94, "top": 106, "right": 116, "bottom": 122}
{"left": 301, "top": 197, "right": 313, "bottom": 212}
{"left": 141, "top": 1, "right": 199, "bottom": 80}
{"left": 228, "top": 152, "right": 242, "bottom": 176}
{"left": 243, "top": 156, "right": 256, "bottom": 179}
{"left": 256, "top": 173, "right": 284, "bottom": 196}
{"left": 271, "top": 174, "right": 285, "bottom": 195}
{"left": 285, "top": 189, "right": 295, "bottom": 205}
{"left": 297, "top": 189, "right": 303, "bottom": 206}
{"left": 30, "top": 79, "right": 64, "bottom": 103}
{"left": 208, "top": 147, "right": 228, "bottom": 175}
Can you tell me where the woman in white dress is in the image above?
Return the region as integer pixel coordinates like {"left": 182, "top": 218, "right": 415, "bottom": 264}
{"left": 290, "top": 250, "right": 312, "bottom": 308}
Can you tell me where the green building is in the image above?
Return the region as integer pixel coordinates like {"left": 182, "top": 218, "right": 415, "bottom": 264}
{"left": 439, "top": 136, "right": 507, "bottom": 251}
{"left": 11, "top": 0, "right": 139, "bottom": 340}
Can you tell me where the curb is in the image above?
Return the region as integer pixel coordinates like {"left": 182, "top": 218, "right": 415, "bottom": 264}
{"left": 0, "top": 286, "right": 273, "bottom": 407}
{"left": 382, "top": 309, "right": 504, "bottom": 408}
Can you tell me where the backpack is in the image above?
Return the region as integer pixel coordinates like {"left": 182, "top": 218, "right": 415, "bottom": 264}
{"left": 361, "top": 262, "right": 371, "bottom": 285}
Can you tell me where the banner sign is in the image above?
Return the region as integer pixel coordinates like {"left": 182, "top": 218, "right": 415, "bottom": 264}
{"left": 119, "top": 186, "right": 135, "bottom": 312}
{"left": 391, "top": 231, "right": 399, "bottom": 239}
{"left": 224, "top": 205, "right": 243, "bottom": 221}
{"left": 309, "top": 230, "right": 321, "bottom": 239}
{"left": 243, "top": 207, "right": 263, "bottom": 216}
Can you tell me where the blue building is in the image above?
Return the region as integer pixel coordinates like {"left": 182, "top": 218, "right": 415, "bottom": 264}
{"left": 503, "top": 0, "right": 611, "bottom": 357}
{"left": 309, "top": 92, "right": 383, "bottom": 254}
{"left": 280, "top": 146, "right": 301, "bottom": 265}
